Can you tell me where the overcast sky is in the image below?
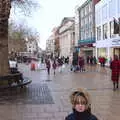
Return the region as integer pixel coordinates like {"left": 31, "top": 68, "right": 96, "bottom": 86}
{"left": 11, "top": 0, "right": 85, "bottom": 50}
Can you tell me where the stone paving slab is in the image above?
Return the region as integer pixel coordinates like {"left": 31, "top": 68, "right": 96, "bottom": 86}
{"left": 0, "top": 83, "right": 54, "bottom": 105}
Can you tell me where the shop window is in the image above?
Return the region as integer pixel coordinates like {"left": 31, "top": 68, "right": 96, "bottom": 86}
{"left": 97, "top": 48, "right": 107, "bottom": 58}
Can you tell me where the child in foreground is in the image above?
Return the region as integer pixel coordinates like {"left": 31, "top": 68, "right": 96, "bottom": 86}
{"left": 65, "top": 88, "right": 98, "bottom": 120}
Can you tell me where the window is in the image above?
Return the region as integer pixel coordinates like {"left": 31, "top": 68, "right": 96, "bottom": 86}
{"left": 85, "top": 6, "right": 87, "bottom": 15}
{"left": 85, "top": 5, "right": 89, "bottom": 15}
{"left": 89, "top": 14, "right": 92, "bottom": 24}
{"left": 81, "top": 9, "right": 83, "bottom": 18}
{"left": 109, "top": 0, "right": 116, "bottom": 17}
{"left": 118, "top": 0, "right": 120, "bottom": 13}
{"left": 90, "top": 2, "right": 92, "bottom": 11}
{"left": 81, "top": 28, "right": 85, "bottom": 40}
{"left": 83, "top": 8, "right": 85, "bottom": 16}
{"left": 97, "top": 26, "right": 101, "bottom": 40}
{"left": 102, "top": 4, "right": 107, "bottom": 20}
{"left": 110, "top": 21, "right": 116, "bottom": 38}
{"left": 103, "top": 23, "right": 108, "bottom": 39}
{"left": 81, "top": 19, "right": 84, "bottom": 27}
{"left": 97, "top": 48, "right": 107, "bottom": 57}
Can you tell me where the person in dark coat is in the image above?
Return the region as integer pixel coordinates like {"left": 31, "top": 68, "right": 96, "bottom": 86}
{"left": 65, "top": 88, "right": 98, "bottom": 120}
{"left": 45, "top": 59, "right": 51, "bottom": 75}
{"left": 78, "top": 56, "right": 85, "bottom": 72}
{"left": 52, "top": 60, "right": 57, "bottom": 75}
{"left": 110, "top": 55, "right": 120, "bottom": 91}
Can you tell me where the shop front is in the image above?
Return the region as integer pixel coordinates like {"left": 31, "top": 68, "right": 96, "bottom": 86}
{"left": 78, "top": 38, "right": 96, "bottom": 57}
{"left": 111, "top": 39, "right": 120, "bottom": 58}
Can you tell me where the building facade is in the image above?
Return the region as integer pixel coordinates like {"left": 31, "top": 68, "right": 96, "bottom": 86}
{"left": 75, "top": 5, "right": 80, "bottom": 47}
{"left": 95, "top": 0, "right": 120, "bottom": 65}
{"left": 77, "top": 0, "right": 96, "bottom": 57}
{"left": 46, "top": 34, "right": 55, "bottom": 57}
{"left": 26, "top": 39, "right": 38, "bottom": 55}
{"left": 52, "top": 27, "right": 60, "bottom": 58}
{"left": 59, "top": 17, "right": 75, "bottom": 57}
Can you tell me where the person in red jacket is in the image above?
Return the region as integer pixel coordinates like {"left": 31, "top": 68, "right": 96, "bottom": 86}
{"left": 110, "top": 55, "right": 120, "bottom": 91}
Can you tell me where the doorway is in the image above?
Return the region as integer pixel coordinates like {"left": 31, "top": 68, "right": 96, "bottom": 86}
{"left": 113, "top": 48, "right": 120, "bottom": 58}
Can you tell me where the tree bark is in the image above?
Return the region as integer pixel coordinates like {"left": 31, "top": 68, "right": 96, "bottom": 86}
{"left": 0, "top": 0, "right": 11, "bottom": 76}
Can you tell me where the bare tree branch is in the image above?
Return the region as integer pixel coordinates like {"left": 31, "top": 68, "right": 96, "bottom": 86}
{"left": 11, "top": 0, "right": 40, "bottom": 16}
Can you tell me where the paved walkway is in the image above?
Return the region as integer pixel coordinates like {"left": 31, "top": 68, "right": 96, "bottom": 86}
{"left": 0, "top": 63, "right": 120, "bottom": 120}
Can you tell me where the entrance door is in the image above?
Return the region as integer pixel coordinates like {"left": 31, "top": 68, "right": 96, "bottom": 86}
{"left": 85, "top": 51, "right": 93, "bottom": 57}
{"left": 114, "top": 48, "right": 120, "bottom": 58}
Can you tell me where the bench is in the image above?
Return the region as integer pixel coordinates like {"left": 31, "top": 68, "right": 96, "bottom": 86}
{"left": 0, "top": 72, "right": 32, "bottom": 89}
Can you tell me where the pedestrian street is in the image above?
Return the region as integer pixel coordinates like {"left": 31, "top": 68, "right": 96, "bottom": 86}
{"left": 0, "top": 63, "right": 119, "bottom": 120}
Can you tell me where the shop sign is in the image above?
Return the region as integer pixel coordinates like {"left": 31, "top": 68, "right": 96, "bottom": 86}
{"left": 112, "top": 39, "right": 120, "bottom": 46}
{"left": 80, "top": 44, "right": 93, "bottom": 47}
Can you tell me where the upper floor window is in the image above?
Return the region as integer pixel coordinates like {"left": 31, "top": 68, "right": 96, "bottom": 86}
{"left": 90, "top": 1, "right": 92, "bottom": 11}
{"left": 109, "top": 0, "right": 116, "bottom": 18}
{"left": 81, "top": 9, "right": 83, "bottom": 18}
{"left": 85, "top": 6, "right": 87, "bottom": 16}
{"left": 83, "top": 8, "right": 85, "bottom": 16}
{"left": 97, "top": 26, "right": 101, "bottom": 40}
{"left": 118, "top": 0, "right": 120, "bottom": 13}
{"left": 110, "top": 21, "right": 116, "bottom": 38}
{"left": 103, "top": 23, "right": 108, "bottom": 39}
{"left": 81, "top": 28, "right": 85, "bottom": 40}
{"left": 102, "top": 4, "right": 107, "bottom": 20}
{"left": 88, "top": 3, "right": 91, "bottom": 12}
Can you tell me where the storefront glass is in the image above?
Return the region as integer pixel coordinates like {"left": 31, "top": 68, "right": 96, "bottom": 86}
{"left": 97, "top": 48, "right": 107, "bottom": 58}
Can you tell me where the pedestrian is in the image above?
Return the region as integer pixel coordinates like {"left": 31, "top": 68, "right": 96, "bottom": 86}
{"left": 45, "top": 59, "right": 51, "bottom": 75}
{"left": 93, "top": 56, "right": 97, "bottom": 65}
{"left": 52, "top": 60, "right": 57, "bottom": 75}
{"left": 58, "top": 57, "right": 63, "bottom": 73}
{"left": 65, "top": 88, "right": 98, "bottom": 120}
{"left": 86, "top": 56, "right": 90, "bottom": 64}
{"left": 110, "top": 55, "right": 120, "bottom": 91}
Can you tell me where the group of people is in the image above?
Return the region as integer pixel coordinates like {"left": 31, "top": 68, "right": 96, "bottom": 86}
{"left": 71, "top": 55, "right": 97, "bottom": 72}
{"left": 71, "top": 56, "right": 85, "bottom": 72}
{"left": 98, "top": 56, "right": 107, "bottom": 67}
{"left": 45, "top": 57, "right": 66, "bottom": 75}
{"left": 86, "top": 56, "right": 97, "bottom": 65}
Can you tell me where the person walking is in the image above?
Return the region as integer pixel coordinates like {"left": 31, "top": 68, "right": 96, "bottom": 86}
{"left": 52, "top": 59, "right": 57, "bottom": 75}
{"left": 45, "top": 58, "right": 51, "bottom": 75}
{"left": 65, "top": 88, "right": 98, "bottom": 120}
{"left": 58, "top": 57, "right": 63, "bottom": 73}
{"left": 78, "top": 56, "right": 85, "bottom": 72}
{"left": 110, "top": 55, "right": 120, "bottom": 91}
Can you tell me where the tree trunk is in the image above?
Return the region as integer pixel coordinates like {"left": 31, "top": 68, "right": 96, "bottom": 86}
{"left": 0, "top": 0, "right": 11, "bottom": 76}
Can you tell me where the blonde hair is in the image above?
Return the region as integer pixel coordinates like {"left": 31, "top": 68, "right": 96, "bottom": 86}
{"left": 70, "top": 88, "right": 91, "bottom": 109}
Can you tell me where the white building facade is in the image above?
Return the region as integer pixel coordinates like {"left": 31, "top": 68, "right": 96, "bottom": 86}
{"left": 95, "top": 0, "right": 120, "bottom": 65}
{"left": 46, "top": 34, "right": 55, "bottom": 56}
{"left": 75, "top": 6, "right": 80, "bottom": 47}
{"left": 26, "top": 40, "right": 38, "bottom": 54}
{"left": 59, "top": 17, "right": 75, "bottom": 57}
